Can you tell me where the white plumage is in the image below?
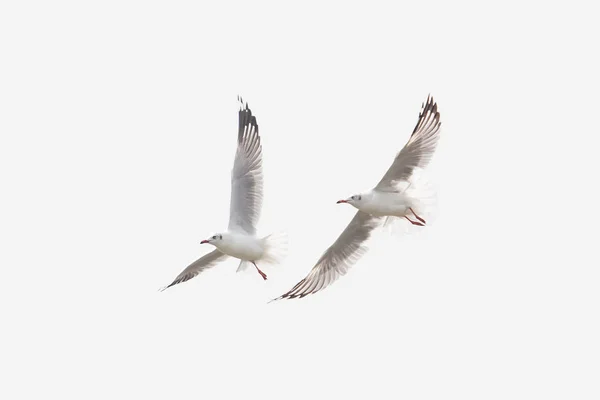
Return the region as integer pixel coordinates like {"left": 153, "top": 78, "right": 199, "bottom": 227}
{"left": 162, "top": 97, "right": 286, "bottom": 291}
{"left": 272, "top": 95, "right": 442, "bottom": 301}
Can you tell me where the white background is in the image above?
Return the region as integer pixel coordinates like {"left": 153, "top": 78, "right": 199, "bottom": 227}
{"left": 1, "top": 1, "right": 599, "bottom": 399}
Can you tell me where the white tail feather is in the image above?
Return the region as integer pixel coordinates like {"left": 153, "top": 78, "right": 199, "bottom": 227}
{"left": 382, "top": 216, "right": 409, "bottom": 236}
{"left": 382, "top": 169, "right": 438, "bottom": 237}
{"left": 259, "top": 231, "right": 288, "bottom": 266}
{"left": 404, "top": 168, "right": 438, "bottom": 226}
{"left": 236, "top": 260, "right": 250, "bottom": 272}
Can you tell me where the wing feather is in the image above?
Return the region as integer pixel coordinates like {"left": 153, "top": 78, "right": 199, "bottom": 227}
{"left": 375, "top": 95, "right": 442, "bottom": 191}
{"left": 161, "top": 249, "right": 228, "bottom": 291}
{"left": 228, "top": 97, "right": 263, "bottom": 234}
{"left": 271, "top": 211, "right": 382, "bottom": 300}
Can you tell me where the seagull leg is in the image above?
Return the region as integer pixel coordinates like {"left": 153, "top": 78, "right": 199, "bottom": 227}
{"left": 409, "top": 207, "right": 426, "bottom": 224}
{"left": 404, "top": 216, "right": 425, "bottom": 226}
{"left": 251, "top": 261, "right": 268, "bottom": 281}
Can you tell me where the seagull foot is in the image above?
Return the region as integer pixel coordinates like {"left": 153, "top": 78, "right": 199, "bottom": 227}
{"left": 404, "top": 216, "right": 425, "bottom": 226}
{"left": 252, "top": 261, "right": 268, "bottom": 280}
{"left": 409, "top": 208, "right": 426, "bottom": 225}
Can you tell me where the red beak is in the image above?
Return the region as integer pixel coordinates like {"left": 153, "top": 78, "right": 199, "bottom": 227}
{"left": 337, "top": 199, "right": 347, "bottom": 204}
{"left": 200, "top": 240, "right": 209, "bottom": 244}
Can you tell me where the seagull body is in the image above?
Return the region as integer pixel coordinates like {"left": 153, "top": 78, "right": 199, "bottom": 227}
{"left": 207, "top": 232, "right": 265, "bottom": 261}
{"left": 343, "top": 190, "right": 415, "bottom": 218}
{"left": 162, "top": 97, "right": 286, "bottom": 291}
{"left": 272, "top": 95, "right": 441, "bottom": 301}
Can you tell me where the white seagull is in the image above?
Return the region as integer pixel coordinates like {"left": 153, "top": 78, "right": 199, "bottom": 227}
{"left": 162, "top": 97, "right": 286, "bottom": 291}
{"left": 272, "top": 95, "right": 441, "bottom": 301}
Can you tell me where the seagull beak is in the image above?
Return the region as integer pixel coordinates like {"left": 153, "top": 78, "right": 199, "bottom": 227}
{"left": 336, "top": 199, "right": 347, "bottom": 204}
{"left": 200, "top": 239, "right": 209, "bottom": 244}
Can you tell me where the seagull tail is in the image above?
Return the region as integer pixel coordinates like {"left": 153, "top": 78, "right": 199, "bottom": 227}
{"left": 236, "top": 260, "right": 251, "bottom": 273}
{"left": 259, "top": 231, "right": 289, "bottom": 266}
{"left": 405, "top": 167, "right": 439, "bottom": 226}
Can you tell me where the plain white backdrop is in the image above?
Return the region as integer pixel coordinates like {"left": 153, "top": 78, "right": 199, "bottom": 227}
{"left": 1, "top": 1, "right": 599, "bottom": 399}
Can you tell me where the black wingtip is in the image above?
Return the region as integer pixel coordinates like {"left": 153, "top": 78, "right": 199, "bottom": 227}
{"left": 410, "top": 94, "right": 441, "bottom": 135}
{"left": 237, "top": 96, "right": 252, "bottom": 111}
{"left": 426, "top": 94, "right": 436, "bottom": 108}
{"left": 237, "top": 97, "right": 258, "bottom": 140}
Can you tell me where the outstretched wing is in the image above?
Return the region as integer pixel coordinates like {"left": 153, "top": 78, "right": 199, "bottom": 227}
{"left": 161, "top": 250, "right": 228, "bottom": 291}
{"left": 375, "top": 95, "right": 441, "bottom": 191}
{"left": 228, "top": 97, "right": 263, "bottom": 234}
{"left": 271, "top": 211, "right": 382, "bottom": 301}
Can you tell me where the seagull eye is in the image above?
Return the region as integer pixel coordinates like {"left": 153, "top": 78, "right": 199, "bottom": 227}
{"left": 351, "top": 196, "right": 355, "bottom": 200}
{"left": 212, "top": 235, "right": 217, "bottom": 239}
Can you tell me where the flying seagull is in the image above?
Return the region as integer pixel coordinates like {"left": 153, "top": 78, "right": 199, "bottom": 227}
{"left": 161, "top": 97, "right": 286, "bottom": 291}
{"left": 271, "top": 95, "right": 441, "bottom": 301}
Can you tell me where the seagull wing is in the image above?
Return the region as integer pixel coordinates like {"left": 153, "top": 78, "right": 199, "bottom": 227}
{"left": 228, "top": 97, "right": 263, "bottom": 234}
{"left": 271, "top": 211, "right": 382, "bottom": 300}
{"left": 375, "top": 95, "right": 441, "bottom": 191}
{"left": 161, "top": 249, "right": 228, "bottom": 291}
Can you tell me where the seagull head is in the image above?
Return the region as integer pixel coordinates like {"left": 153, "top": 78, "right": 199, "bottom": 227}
{"left": 200, "top": 233, "right": 224, "bottom": 246}
{"left": 337, "top": 194, "right": 363, "bottom": 207}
